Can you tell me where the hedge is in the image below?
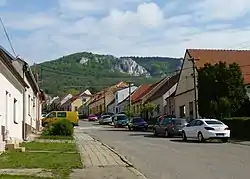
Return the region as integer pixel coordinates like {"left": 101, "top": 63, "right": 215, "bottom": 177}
{"left": 222, "top": 117, "right": 250, "bottom": 140}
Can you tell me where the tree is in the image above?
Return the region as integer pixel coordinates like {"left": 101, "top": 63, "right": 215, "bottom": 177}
{"left": 198, "top": 61, "right": 246, "bottom": 119}
{"left": 141, "top": 102, "right": 157, "bottom": 120}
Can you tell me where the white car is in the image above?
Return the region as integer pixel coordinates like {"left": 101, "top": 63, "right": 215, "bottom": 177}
{"left": 182, "top": 119, "right": 230, "bottom": 143}
{"left": 99, "top": 115, "right": 112, "bottom": 125}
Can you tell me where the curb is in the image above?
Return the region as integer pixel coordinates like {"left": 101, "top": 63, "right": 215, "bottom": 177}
{"left": 230, "top": 141, "right": 250, "bottom": 146}
{"left": 86, "top": 132, "right": 147, "bottom": 179}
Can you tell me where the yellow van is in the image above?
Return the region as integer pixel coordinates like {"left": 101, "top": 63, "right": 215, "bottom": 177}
{"left": 42, "top": 111, "right": 79, "bottom": 127}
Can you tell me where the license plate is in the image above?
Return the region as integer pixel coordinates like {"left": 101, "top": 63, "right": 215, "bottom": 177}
{"left": 216, "top": 133, "right": 224, "bottom": 136}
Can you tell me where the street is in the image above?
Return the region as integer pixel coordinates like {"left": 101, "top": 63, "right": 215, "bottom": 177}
{"left": 78, "top": 120, "right": 250, "bottom": 179}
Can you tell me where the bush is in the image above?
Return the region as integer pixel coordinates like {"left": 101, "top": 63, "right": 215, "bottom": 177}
{"left": 42, "top": 119, "right": 74, "bottom": 137}
{"left": 222, "top": 117, "right": 250, "bottom": 140}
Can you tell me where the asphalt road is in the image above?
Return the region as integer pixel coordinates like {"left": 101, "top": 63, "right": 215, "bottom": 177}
{"left": 78, "top": 120, "right": 250, "bottom": 179}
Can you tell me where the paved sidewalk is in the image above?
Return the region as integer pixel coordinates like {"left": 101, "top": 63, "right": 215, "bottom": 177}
{"left": 70, "top": 128, "right": 146, "bottom": 179}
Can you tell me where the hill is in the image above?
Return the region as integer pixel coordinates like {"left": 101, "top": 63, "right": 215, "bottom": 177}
{"left": 35, "top": 52, "right": 182, "bottom": 96}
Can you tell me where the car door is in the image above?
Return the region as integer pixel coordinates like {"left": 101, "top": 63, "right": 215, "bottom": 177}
{"left": 154, "top": 118, "right": 163, "bottom": 134}
{"left": 47, "top": 112, "right": 56, "bottom": 123}
{"left": 193, "top": 120, "right": 204, "bottom": 137}
{"left": 158, "top": 119, "right": 169, "bottom": 134}
{"left": 57, "top": 112, "right": 67, "bottom": 122}
{"left": 185, "top": 120, "right": 197, "bottom": 138}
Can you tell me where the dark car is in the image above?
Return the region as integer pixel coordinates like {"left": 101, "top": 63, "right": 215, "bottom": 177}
{"left": 153, "top": 117, "right": 188, "bottom": 137}
{"left": 128, "top": 117, "right": 148, "bottom": 131}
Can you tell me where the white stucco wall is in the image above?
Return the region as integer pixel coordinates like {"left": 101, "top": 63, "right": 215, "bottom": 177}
{"left": 115, "top": 86, "right": 137, "bottom": 105}
{"left": 0, "top": 61, "right": 24, "bottom": 142}
{"left": 117, "top": 100, "right": 129, "bottom": 113}
{"left": 107, "top": 102, "right": 115, "bottom": 113}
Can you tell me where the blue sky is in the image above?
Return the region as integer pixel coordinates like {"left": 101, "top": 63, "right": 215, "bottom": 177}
{"left": 1, "top": 0, "right": 250, "bottom": 64}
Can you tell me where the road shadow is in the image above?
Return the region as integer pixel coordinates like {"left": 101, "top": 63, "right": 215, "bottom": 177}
{"left": 170, "top": 139, "right": 223, "bottom": 144}
{"left": 101, "top": 129, "right": 129, "bottom": 132}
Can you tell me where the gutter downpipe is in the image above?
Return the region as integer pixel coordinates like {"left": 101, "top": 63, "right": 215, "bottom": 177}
{"left": 22, "top": 64, "right": 28, "bottom": 141}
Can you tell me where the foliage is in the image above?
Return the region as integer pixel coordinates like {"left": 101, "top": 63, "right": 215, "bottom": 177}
{"left": 34, "top": 52, "right": 182, "bottom": 96}
{"left": 141, "top": 102, "right": 157, "bottom": 113}
{"left": 222, "top": 117, "right": 250, "bottom": 140}
{"left": 42, "top": 119, "right": 74, "bottom": 136}
{"left": 198, "top": 62, "right": 246, "bottom": 119}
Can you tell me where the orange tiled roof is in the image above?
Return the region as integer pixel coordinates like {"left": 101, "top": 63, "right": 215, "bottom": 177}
{"left": 131, "top": 84, "right": 153, "bottom": 103}
{"left": 187, "top": 49, "right": 250, "bottom": 84}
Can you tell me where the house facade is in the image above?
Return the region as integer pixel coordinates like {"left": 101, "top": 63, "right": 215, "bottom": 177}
{"left": 88, "top": 82, "right": 128, "bottom": 114}
{"left": 147, "top": 74, "right": 179, "bottom": 118}
{"left": 12, "top": 58, "right": 41, "bottom": 137}
{"left": 0, "top": 46, "right": 29, "bottom": 151}
{"left": 175, "top": 49, "right": 250, "bottom": 120}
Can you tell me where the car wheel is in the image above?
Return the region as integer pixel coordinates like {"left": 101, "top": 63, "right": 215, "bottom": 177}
{"left": 197, "top": 132, "right": 205, "bottom": 143}
{"left": 144, "top": 127, "right": 148, "bottom": 131}
{"left": 128, "top": 126, "right": 131, "bottom": 131}
{"left": 165, "top": 130, "right": 169, "bottom": 137}
{"left": 221, "top": 138, "right": 229, "bottom": 143}
{"left": 153, "top": 129, "right": 158, "bottom": 136}
{"left": 182, "top": 131, "right": 187, "bottom": 141}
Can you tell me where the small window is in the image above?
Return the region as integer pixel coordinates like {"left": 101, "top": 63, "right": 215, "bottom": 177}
{"left": 195, "top": 120, "right": 204, "bottom": 126}
{"left": 48, "top": 112, "right": 56, "bottom": 118}
{"left": 13, "top": 98, "right": 17, "bottom": 124}
{"left": 74, "top": 106, "right": 78, "bottom": 111}
{"left": 189, "top": 119, "right": 197, "bottom": 126}
{"left": 57, "top": 112, "right": 66, "bottom": 118}
{"left": 28, "top": 95, "right": 31, "bottom": 115}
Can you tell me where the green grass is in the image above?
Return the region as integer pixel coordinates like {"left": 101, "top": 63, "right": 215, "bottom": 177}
{"left": 39, "top": 135, "right": 74, "bottom": 140}
{"left": 21, "top": 142, "right": 77, "bottom": 152}
{"left": 0, "top": 151, "right": 82, "bottom": 178}
{"left": 0, "top": 175, "right": 49, "bottom": 179}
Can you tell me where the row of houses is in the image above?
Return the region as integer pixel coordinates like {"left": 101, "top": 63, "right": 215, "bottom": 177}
{"left": 49, "top": 48, "right": 250, "bottom": 121}
{"left": 0, "top": 46, "right": 45, "bottom": 151}
{"left": 87, "top": 49, "right": 250, "bottom": 120}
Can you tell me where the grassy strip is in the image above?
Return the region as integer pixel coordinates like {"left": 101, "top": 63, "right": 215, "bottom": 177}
{"left": 38, "top": 135, "right": 74, "bottom": 140}
{"left": 0, "top": 175, "right": 50, "bottom": 179}
{"left": 21, "top": 142, "right": 77, "bottom": 152}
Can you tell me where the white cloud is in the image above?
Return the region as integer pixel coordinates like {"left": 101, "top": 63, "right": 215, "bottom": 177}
{"left": 1, "top": 0, "right": 250, "bottom": 65}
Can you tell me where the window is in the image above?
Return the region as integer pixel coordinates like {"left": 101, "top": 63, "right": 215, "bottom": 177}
{"left": 179, "top": 105, "right": 186, "bottom": 118}
{"left": 195, "top": 120, "right": 204, "bottom": 126}
{"left": 156, "top": 105, "right": 160, "bottom": 113}
{"left": 5, "top": 91, "right": 8, "bottom": 126}
{"left": 74, "top": 106, "right": 78, "bottom": 111}
{"left": 205, "top": 120, "right": 223, "bottom": 125}
{"left": 48, "top": 112, "right": 56, "bottom": 118}
{"left": 13, "top": 98, "right": 17, "bottom": 124}
{"left": 57, "top": 112, "right": 66, "bottom": 118}
{"left": 28, "top": 95, "right": 31, "bottom": 115}
{"left": 189, "top": 102, "right": 193, "bottom": 119}
{"left": 189, "top": 120, "right": 197, "bottom": 126}
{"left": 82, "top": 98, "right": 86, "bottom": 102}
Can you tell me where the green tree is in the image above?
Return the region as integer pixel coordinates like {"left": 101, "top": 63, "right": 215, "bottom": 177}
{"left": 198, "top": 62, "right": 246, "bottom": 119}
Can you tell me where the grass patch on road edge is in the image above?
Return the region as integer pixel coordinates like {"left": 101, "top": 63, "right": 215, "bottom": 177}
{"left": 0, "top": 175, "right": 50, "bottom": 179}
{"left": 38, "top": 135, "right": 74, "bottom": 140}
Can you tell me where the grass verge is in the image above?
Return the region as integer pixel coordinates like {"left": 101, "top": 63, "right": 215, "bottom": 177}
{"left": 0, "top": 175, "right": 50, "bottom": 179}
{"left": 38, "top": 135, "right": 74, "bottom": 140}
{"left": 0, "top": 141, "right": 82, "bottom": 178}
{"left": 21, "top": 142, "right": 77, "bottom": 152}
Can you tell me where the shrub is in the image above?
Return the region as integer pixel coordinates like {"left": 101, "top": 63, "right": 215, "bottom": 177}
{"left": 222, "top": 117, "right": 250, "bottom": 140}
{"left": 42, "top": 119, "right": 74, "bottom": 137}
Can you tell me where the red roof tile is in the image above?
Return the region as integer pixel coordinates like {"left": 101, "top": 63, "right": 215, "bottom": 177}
{"left": 131, "top": 84, "right": 152, "bottom": 103}
{"left": 187, "top": 49, "right": 250, "bottom": 84}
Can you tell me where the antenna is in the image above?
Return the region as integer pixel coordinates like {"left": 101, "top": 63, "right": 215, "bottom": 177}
{"left": 0, "top": 17, "right": 17, "bottom": 57}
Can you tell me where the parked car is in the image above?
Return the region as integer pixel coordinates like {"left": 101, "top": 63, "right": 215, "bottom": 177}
{"left": 182, "top": 119, "right": 230, "bottom": 143}
{"left": 128, "top": 117, "right": 148, "bottom": 131}
{"left": 99, "top": 115, "right": 112, "bottom": 125}
{"left": 113, "top": 114, "right": 129, "bottom": 128}
{"left": 88, "top": 114, "right": 98, "bottom": 121}
{"left": 153, "top": 117, "right": 188, "bottom": 137}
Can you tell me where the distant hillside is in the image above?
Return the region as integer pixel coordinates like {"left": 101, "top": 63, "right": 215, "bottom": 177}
{"left": 35, "top": 52, "right": 182, "bottom": 96}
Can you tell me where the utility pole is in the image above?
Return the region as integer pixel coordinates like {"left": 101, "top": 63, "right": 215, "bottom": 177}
{"left": 128, "top": 81, "right": 132, "bottom": 115}
{"left": 189, "top": 58, "right": 198, "bottom": 119}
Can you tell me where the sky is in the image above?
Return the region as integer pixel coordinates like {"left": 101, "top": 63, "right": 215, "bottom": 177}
{"left": 1, "top": 0, "right": 250, "bottom": 64}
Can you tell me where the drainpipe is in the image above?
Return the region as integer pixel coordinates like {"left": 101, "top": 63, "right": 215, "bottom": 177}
{"left": 22, "top": 64, "right": 28, "bottom": 141}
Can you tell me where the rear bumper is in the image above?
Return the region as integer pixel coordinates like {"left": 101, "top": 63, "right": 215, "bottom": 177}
{"left": 203, "top": 130, "right": 230, "bottom": 139}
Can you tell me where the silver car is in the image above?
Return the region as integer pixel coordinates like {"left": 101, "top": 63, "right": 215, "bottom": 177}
{"left": 99, "top": 115, "right": 112, "bottom": 125}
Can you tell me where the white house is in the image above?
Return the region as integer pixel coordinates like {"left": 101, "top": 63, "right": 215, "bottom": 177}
{"left": 113, "top": 86, "right": 137, "bottom": 113}
{"left": 147, "top": 74, "right": 179, "bottom": 118}
{"left": 175, "top": 49, "right": 250, "bottom": 120}
{"left": 60, "top": 94, "right": 73, "bottom": 106}
{"left": 0, "top": 46, "right": 29, "bottom": 151}
{"left": 12, "top": 58, "right": 42, "bottom": 138}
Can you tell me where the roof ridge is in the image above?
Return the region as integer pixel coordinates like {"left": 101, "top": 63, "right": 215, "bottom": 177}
{"left": 187, "top": 48, "right": 250, "bottom": 52}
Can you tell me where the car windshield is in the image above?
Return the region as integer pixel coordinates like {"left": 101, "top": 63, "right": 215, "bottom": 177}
{"left": 133, "top": 118, "right": 144, "bottom": 123}
{"left": 102, "top": 115, "right": 110, "bottom": 119}
{"left": 117, "top": 115, "right": 128, "bottom": 121}
{"left": 205, "top": 120, "right": 223, "bottom": 125}
{"left": 172, "top": 118, "right": 187, "bottom": 125}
